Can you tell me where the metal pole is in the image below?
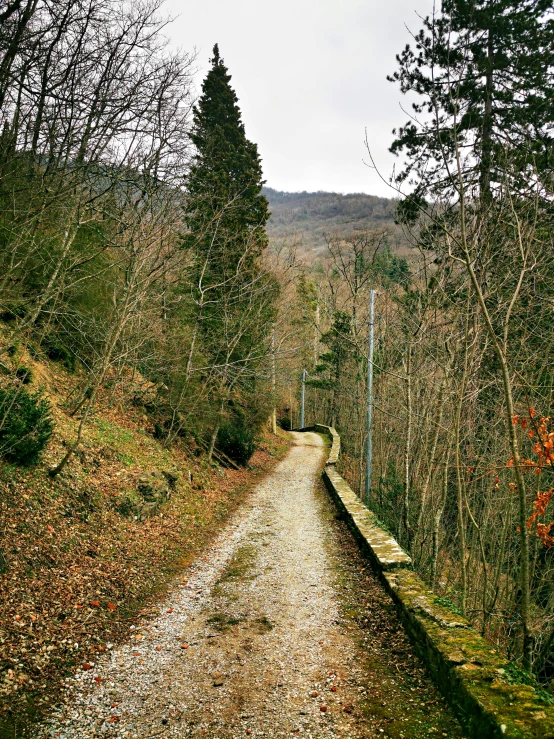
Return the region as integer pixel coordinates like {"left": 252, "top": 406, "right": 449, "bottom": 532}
{"left": 300, "top": 369, "right": 307, "bottom": 429}
{"left": 271, "top": 328, "right": 277, "bottom": 434}
{"left": 290, "top": 386, "right": 293, "bottom": 431}
{"left": 365, "top": 290, "right": 376, "bottom": 502}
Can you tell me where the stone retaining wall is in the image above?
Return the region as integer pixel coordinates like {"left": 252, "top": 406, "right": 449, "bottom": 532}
{"left": 301, "top": 424, "right": 554, "bottom": 739}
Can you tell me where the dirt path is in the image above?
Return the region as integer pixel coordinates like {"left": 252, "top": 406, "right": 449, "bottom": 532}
{"left": 40, "top": 432, "right": 465, "bottom": 739}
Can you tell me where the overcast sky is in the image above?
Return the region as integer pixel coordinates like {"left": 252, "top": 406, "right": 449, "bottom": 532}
{"left": 164, "top": 0, "right": 433, "bottom": 197}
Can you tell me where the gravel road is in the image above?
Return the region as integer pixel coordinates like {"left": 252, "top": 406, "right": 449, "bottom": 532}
{"left": 40, "top": 432, "right": 464, "bottom": 739}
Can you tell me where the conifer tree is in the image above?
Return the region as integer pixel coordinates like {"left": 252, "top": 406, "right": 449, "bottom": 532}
{"left": 389, "top": 1, "right": 554, "bottom": 671}
{"left": 182, "top": 45, "right": 277, "bottom": 455}
{"left": 307, "top": 311, "right": 355, "bottom": 428}
{"left": 184, "top": 44, "right": 269, "bottom": 285}
{"left": 389, "top": 0, "right": 554, "bottom": 202}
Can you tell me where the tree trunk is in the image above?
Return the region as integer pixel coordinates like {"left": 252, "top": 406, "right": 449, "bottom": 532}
{"left": 432, "top": 450, "right": 450, "bottom": 591}
{"left": 402, "top": 346, "right": 412, "bottom": 548}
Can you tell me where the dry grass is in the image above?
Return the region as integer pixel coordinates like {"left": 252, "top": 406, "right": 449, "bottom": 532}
{"left": 0, "top": 341, "right": 289, "bottom": 731}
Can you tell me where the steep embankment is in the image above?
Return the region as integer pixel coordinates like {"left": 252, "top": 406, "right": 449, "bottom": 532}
{"left": 0, "top": 339, "right": 289, "bottom": 734}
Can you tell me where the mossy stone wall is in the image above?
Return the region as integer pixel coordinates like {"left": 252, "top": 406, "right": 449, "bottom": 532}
{"left": 306, "top": 426, "right": 554, "bottom": 739}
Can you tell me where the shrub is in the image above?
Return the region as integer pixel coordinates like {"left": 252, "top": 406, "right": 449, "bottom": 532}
{"left": 153, "top": 422, "right": 165, "bottom": 440}
{"left": 0, "top": 305, "right": 26, "bottom": 322}
{"left": 15, "top": 366, "right": 33, "bottom": 384}
{"left": 217, "top": 421, "right": 256, "bottom": 466}
{"left": 43, "top": 340, "right": 76, "bottom": 372}
{"left": 0, "top": 387, "right": 53, "bottom": 465}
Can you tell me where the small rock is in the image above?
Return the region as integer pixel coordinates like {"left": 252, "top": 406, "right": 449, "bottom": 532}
{"left": 162, "top": 469, "right": 179, "bottom": 488}
{"left": 138, "top": 472, "right": 170, "bottom": 502}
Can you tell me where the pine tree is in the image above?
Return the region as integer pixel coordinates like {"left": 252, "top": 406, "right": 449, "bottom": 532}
{"left": 307, "top": 311, "right": 355, "bottom": 428}
{"left": 389, "top": 0, "right": 554, "bottom": 203}
{"left": 389, "top": 1, "right": 554, "bottom": 672}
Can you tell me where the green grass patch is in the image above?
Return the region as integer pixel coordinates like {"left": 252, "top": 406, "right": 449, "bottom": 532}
{"left": 216, "top": 544, "right": 257, "bottom": 584}
{"left": 90, "top": 417, "right": 174, "bottom": 468}
{"left": 206, "top": 612, "right": 246, "bottom": 632}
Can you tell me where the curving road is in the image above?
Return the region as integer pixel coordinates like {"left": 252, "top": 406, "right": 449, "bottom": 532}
{"left": 41, "top": 432, "right": 464, "bottom": 739}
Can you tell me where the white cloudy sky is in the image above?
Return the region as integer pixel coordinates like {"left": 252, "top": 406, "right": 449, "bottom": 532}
{"left": 164, "top": 0, "right": 434, "bottom": 196}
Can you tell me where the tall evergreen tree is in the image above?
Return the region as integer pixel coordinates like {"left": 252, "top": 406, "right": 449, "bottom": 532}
{"left": 389, "top": 1, "right": 554, "bottom": 671}
{"left": 307, "top": 311, "right": 356, "bottom": 429}
{"left": 182, "top": 45, "right": 277, "bottom": 455}
{"left": 389, "top": 0, "right": 554, "bottom": 203}
{"left": 184, "top": 44, "right": 270, "bottom": 283}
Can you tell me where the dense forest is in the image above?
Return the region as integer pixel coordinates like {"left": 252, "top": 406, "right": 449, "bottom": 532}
{"left": 295, "top": 0, "right": 554, "bottom": 688}
{"left": 0, "top": 0, "right": 553, "bottom": 723}
{"left": 0, "top": 0, "right": 286, "bottom": 722}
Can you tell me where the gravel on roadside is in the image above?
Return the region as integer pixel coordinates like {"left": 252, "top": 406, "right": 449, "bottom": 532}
{"left": 39, "top": 432, "right": 465, "bottom": 739}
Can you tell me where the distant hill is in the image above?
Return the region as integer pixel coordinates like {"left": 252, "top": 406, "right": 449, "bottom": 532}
{"left": 263, "top": 188, "right": 406, "bottom": 256}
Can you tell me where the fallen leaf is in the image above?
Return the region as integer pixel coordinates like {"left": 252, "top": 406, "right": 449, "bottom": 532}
{"left": 82, "top": 663, "right": 91, "bottom": 671}
{"left": 320, "top": 705, "right": 327, "bottom": 712}
{"left": 107, "top": 603, "right": 116, "bottom": 611}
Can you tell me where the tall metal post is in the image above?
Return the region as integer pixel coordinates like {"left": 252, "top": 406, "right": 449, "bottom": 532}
{"left": 300, "top": 369, "right": 307, "bottom": 429}
{"left": 290, "top": 386, "right": 293, "bottom": 431}
{"left": 271, "top": 328, "right": 277, "bottom": 434}
{"left": 365, "top": 290, "right": 376, "bottom": 502}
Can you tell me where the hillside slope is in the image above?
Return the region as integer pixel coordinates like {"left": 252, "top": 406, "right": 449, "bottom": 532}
{"left": 264, "top": 187, "right": 409, "bottom": 258}
{"left": 0, "top": 338, "right": 288, "bottom": 733}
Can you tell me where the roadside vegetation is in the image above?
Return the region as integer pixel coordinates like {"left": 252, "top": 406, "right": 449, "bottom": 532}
{"left": 0, "top": 332, "right": 288, "bottom": 730}
{"left": 0, "top": 0, "right": 289, "bottom": 727}
{"left": 1, "top": 0, "right": 553, "bottom": 726}
{"left": 278, "top": 0, "right": 554, "bottom": 691}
